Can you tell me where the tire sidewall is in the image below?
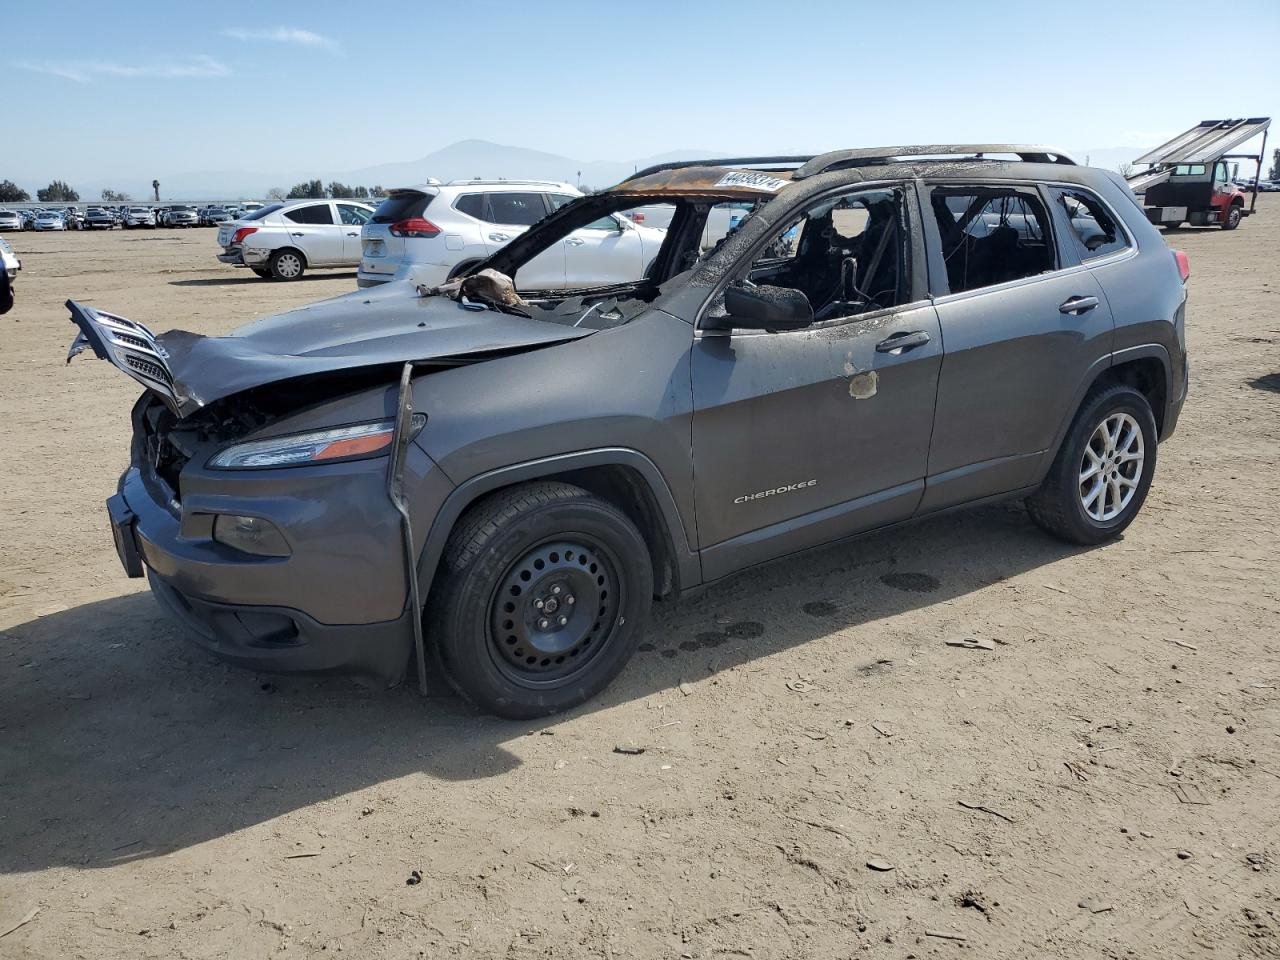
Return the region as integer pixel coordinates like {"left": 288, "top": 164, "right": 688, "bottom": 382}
{"left": 1060, "top": 386, "right": 1158, "bottom": 540}
{"left": 434, "top": 499, "right": 652, "bottom": 719}
{"left": 1224, "top": 205, "right": 1242, "bottom": 229}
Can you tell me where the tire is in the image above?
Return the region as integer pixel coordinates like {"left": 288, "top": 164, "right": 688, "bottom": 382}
{"left": 428, "top": 481, "right": 653, "bottom": 719}
{"left": 250, "top": 267, "right": 271, "bottom": 278}
{"left": 1026, "top": 383, "right": 1158, "bottom": 545}
{"left": 268, "top": 248, "right": 305, "bottom": 281}
{"left": 1222, "top": 204, "right": 1242, "bottom": 230}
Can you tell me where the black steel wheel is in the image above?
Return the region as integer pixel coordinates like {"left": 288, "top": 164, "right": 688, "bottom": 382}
{"left": 1222, "top": 205, "right": 1242, "bottom": 230}
{"left": 429, "top": 481, "right": 653, "bottom": 719}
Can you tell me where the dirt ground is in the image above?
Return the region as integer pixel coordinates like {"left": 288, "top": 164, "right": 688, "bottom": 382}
{"left": 1, "top": 205, "right": 1278, "bottom": 960}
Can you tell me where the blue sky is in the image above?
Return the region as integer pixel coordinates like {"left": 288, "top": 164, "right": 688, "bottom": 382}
{"left": 7, "top": 0, "right": 1279, "bottom": 185}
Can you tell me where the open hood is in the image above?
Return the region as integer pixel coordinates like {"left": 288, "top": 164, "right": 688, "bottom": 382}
{"left": 66, "top": 285, "right": 595, "bottom": 418}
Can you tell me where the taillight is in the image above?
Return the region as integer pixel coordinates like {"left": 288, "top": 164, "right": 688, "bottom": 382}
{"left": 389, "top": 217, "right": 440, "bottom": 238}
{"left": 232, "top": 226, "right": 258, "bottom": 245}
{"left": 1173, "top": 249, "right": 1190, "bottom": 283}
{"left": 630, "top": 212, "right": 645, "bottom": 223}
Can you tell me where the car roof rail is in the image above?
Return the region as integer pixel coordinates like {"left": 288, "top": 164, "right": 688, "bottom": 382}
{"left": 441, "top": 178, "right": 571, "bottom": 188}
{"left": 793, "top": 145, "right": 1078, "bottom": 179}
{"left": 623, "top": 156, "right": 814, "bottom": 182}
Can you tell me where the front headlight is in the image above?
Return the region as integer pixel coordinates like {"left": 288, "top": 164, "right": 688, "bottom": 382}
{"left": 208, "top": 415, "right": 425, "bottom": 469}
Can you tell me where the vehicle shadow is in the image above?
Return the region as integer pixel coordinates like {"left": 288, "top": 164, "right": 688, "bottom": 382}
{"left": 0, "top": 500, "right": 1092, "bottom": 874}
{"left": 169, "top": 272, "right": 358, "bottom": 287}
{"left": 1248, "top": 372, "right": 1280, "bottom": 393}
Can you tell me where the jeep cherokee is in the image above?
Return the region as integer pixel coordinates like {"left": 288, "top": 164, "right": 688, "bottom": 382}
{"left": 67, "top": 144, "right": 1189, "bottom": 718}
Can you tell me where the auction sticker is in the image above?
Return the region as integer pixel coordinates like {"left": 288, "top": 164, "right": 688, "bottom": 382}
{"left": 714, "top": 171, "right": 789, "bottom": 192}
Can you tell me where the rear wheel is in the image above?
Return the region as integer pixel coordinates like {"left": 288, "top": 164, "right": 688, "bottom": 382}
{"left": 269, "top": 248, "right": 305, "bottom": 281}
{"left": 1222, "top": 204, "right": 1242, "bottom": 230}
{"left": 1026, "top": 383, "right": 1157, "bottom": 545}
{"left": 428, "top": 482, "right": 653, "bottom": 719}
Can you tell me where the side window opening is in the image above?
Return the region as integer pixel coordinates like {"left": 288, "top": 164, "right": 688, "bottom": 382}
{"left": 337, "top": 204, "right": 370, "bottom": 226}
{"left": 1055, "top": 188, "right": 1128, "bottom": 260}
{"left": 488, "top": 192, "right": 549, "bottom": 226}
{"left": 931, "top": 188, "right": 1054, "bottom": 293}
{"left": 727, "top": 187, "right": 908, "bottom": 323}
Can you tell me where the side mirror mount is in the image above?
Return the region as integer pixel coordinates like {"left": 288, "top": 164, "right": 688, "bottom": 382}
{"left": 714, "top": 283, "right": 814, "bottom": 332}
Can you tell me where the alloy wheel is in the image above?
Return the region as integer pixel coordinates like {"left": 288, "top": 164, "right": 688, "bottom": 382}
{"left": 1079, "top": 412, "right": 1144, "bottom": 522}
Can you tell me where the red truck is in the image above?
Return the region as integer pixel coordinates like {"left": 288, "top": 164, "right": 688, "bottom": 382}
{"left": 1128, "top": 118, "right": 1271, "bottom": 230}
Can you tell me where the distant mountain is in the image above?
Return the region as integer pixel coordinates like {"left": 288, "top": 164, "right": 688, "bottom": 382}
{"left": 15, "top": 140, "right": 725, "bottom": 202}
{"left": 13, "top": 139, "right": 1172, "bottom": 202}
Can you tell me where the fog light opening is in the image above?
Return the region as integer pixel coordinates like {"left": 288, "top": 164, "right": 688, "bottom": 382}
{"left": 212, "top": 514, "right": 291, "bottom": 557}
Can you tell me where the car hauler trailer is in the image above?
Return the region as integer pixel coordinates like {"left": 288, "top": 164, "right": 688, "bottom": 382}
{"left": 1128, "top": 117, "right": 1270, "bottom": 230}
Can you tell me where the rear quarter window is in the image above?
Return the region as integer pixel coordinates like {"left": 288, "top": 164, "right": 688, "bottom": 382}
{"left": 454, "top": 193, "right": 486, "bottom": 220}
{"left": 1052, "top": 188, "right": 1130, "bottom": 260}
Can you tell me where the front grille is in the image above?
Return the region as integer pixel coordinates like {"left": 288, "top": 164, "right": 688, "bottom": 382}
{"left": 125, "top": 353, "right": 174, "bottom": 387}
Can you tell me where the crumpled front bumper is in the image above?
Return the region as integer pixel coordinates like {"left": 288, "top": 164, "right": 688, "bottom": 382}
{"left": 107, "top": 426, "right": 451, "bottom": 683}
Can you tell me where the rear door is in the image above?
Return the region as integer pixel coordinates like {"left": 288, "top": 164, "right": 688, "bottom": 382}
{"left": 336, "top": 203, "right": 372, "bottom": 263}
{"left": 282, "top": 202, "right": 342, "bottom": 265}
{"left": 548, "top": 193, "right": 646, "bottom": 287}
{"left": 487, "top": 192, "right": 565, "bottom": 290}
{"left": 919, "top": 181, "right": 1115, "bottom": 512}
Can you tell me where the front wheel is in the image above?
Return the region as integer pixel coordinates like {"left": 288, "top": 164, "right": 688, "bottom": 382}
{"left": 1026, "top": 383, "right": 1158, "bottom": 545}
{"left": 268, "top": 248, "right": 305, "bottom": 280}
{"left": 1222, "top": 205, "right": 1242, "bottom": 230}
{"left": 428, "top": 482, "right": 653, "bottom": 719}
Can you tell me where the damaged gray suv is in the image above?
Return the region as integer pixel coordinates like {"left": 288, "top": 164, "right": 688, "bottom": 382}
{"left": 67, "top": 145, "right": 1189, "bottom": 718}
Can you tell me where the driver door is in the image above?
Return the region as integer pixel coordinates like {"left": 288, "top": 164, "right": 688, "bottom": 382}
{"left": 690, "top": 184, "right": 943, "bottom": 580}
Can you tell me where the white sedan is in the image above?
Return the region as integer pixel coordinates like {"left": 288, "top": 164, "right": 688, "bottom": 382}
{"left": 217, "top": 199, "right": 375, "bottom": 280}
{"left": 33, "top": 211, "right": 66, "bottom": 231}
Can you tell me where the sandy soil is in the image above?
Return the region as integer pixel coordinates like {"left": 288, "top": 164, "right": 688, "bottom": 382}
{"left": 1, "top": 207, "right": 1278, "bottom": 959}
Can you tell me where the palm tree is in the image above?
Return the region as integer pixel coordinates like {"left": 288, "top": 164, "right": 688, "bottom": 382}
{"left": 152, "top": 180, "right": 160, "bottom": 201}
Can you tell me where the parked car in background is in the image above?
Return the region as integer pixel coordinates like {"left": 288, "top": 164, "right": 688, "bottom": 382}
{"left": 0, "top": 210, "right": 22, "bottom": 231}
{"left": 357, "top": 179, "right": 667, "bottom": 288}
{"left": 63, "top": 207, "right": 83, "bottom": 230}
{"left": 82, "top": 207, "right": 117, "bottom": 230}
{"left": 34, "top": 210, "right": 66, "bottom": 231}
{"left": 216, "top": 199, "right": 375, "bottom": 280}
{"left": 200, "top": 206, "right": 233, "bottom": 226}
{"left": 123, "top": 207, "right": 155, "bottom": 229}
{"left": 1258, "top": 180, "right": 1280, "bottom": 192}
{"left": 67, "top": 146, "right": 1190, "bottom": 717}
{"left": 21, "top": 210, "right": 37, "bottom": 230}
{"left": 162, "top": 205, "right": 199, "bottom": 228}
{"left": 0, "top": 236, "right": 19, "bottom": 279}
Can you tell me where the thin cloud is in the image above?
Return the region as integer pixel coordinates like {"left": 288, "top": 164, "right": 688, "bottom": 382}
{"left": 16, "top": 55, "right": 230, "bottom": 84}
{"left": 223, "top": 26, "right": 339, "bottom": 50}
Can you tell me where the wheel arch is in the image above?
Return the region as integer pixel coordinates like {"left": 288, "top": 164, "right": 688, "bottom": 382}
{"left": 417, "top": 449, "right": 701, "bottom": 606}
{"left": 272, "top": 245, "right": 308, "bottom": 267}
{"left": 1042, "top": 345, "right": 1173, "bottom": 478}
{"left": 446, "top": 258, "right": 485, "bottom": 282}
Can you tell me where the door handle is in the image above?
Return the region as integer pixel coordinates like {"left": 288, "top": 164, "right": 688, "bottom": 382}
{"left": 346, "top": 231, "right": 359, "bottom": 236}
{"left": 875, "top": 330, "right": 932, "bottom": 353}
{"left": 566, "top": 237, "right": 585, "bottom": 246}
{"left": 290, "top": 232, "right": 304, "bottom": 238}
{"left": 1059, "top": 295, "right": 1099, "bottom": 315}
{"left": 489, "top": 232, "right": 510, "bottom": 242}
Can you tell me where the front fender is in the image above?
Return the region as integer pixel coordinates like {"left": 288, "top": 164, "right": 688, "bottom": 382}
{"left": 414, "top": 447, "right": 701, "bottom": 597}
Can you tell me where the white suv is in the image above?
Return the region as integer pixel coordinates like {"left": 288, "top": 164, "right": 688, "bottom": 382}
{"left": 357, "top": 179, "right": 667, "bottom": 289}
{"left": 216, "top": 199, "right": 375, "bottom": 281}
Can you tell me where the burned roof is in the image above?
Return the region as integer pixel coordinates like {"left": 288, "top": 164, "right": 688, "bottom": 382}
{"left": 612, "top": 166, "right": 795, "bottom": 197}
